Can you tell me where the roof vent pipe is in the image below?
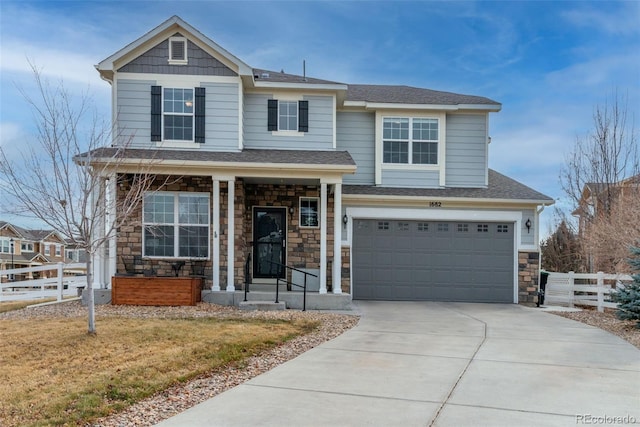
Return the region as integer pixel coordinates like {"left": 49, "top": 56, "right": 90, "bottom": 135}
{"left": 303, "top": 60, "right": 307, "bottom": 82}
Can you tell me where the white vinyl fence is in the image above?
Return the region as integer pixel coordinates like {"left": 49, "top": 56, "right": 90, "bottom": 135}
{"left": 544, "top": 271, "right": 633, "bottom": 312}
{"left": 0, "top": 263, "right": 87, "bottom": 303}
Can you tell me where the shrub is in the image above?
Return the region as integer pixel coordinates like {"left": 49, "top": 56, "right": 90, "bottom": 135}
{"left": 612, "top": 245, "right": 640, "bottom": 328}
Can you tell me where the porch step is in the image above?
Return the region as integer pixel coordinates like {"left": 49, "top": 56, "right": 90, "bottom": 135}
{"left": 239, "top": 300, "right": 287, "bottom": 311}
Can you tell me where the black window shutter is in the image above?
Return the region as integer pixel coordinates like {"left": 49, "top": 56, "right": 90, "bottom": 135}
{"left": 151, "top": 85, "right": 162, "bottom": 142}
{"left": 298, "top": 100, "right": 309, "bottom": 132}
{"left": 267, "top": 99, "right": 278, "bottom": 131}
{"left": 194, "top": 87, "right": 205, "bottom": 143}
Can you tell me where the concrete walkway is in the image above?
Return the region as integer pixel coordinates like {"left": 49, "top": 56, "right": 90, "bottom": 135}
{"left": 157, "top": 302, "right": 640, "bottom": 427}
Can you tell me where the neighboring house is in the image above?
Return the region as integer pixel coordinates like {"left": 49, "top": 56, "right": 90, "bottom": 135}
{"left": 83, "top": 16, "right": 553, "bottom": 304}
{"left": 0, "top": 221, "right": 67, "bottom": 281}
{"left": 572, "top": 174, "right": 640, "bottom": 271}
{"left": 572, "top": 174, "right": 640, "bottom": 236}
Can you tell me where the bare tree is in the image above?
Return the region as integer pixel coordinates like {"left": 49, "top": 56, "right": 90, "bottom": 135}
{"left": 561, "top": 90, "right": 638, "bottom": 219}
{"left": 0, "top": 65, "right": 156, "bottom": 334}
{"left": 560, "top": 90, "right": 639, "bottom": 271}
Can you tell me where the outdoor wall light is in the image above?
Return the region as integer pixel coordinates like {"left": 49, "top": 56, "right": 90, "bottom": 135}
{"left": 289, "top": 206, "right": 295, "bottom": 219}
{"left": 343, "top": 214, "right": 348, "bottom": 225}
{"left": 525, "top": 218, "right": 532, "bottom": 233}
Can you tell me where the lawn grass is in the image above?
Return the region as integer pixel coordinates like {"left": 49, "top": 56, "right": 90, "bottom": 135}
{"left": 0, "top": 299, "right": 58, "bottom": 313}
{"left": 0, "top": 313, "right": 318, "bottom": 427}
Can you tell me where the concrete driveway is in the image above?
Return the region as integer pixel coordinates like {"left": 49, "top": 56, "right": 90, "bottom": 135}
{"left": 157, "top": 302, "right": 640, "bottom": 427}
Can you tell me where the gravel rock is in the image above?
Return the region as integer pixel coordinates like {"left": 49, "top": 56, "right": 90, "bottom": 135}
{"left": 1, "top": 301, "right": 359, "bottom": 427}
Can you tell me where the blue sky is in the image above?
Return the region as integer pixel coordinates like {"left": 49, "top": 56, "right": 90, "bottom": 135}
{"left": 1, "top": 0, "right": 639, "bottom": 236}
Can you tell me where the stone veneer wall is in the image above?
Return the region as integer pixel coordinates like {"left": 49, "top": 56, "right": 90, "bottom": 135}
{"left": 518, "top": 251, "right": 540, "bottom": 305}
{"left": 116, "top": 176, "right": 341, "bottom": 291}
{"left": 117, "top": 175, "right": 217, "bottom": 288}
{"left": 341, "top": 246, "right": 351, "bottom": 293}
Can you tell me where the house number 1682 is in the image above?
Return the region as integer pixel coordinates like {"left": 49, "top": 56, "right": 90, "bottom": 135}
{"left": 429, "top": 201, "right": 442, "bottom": 207}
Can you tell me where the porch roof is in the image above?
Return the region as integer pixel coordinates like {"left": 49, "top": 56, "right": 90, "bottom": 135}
{"left": 343, "top": 170, "right": 554, "bottom": 205}
{"left": 76, "top": 148, "right": 356, "bottom": 175}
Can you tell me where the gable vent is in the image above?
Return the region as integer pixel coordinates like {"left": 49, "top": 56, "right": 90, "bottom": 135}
{"left": 168, "top": 36, "right": 187, "bottom": 63}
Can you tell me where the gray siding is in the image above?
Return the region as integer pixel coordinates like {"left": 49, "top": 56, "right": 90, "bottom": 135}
{"left": 381, "top": 169, "right": 440, "bottom": 188}
{"left": 116, "top": 79, "right": 154, "bottom": 147}
{"left": 243, "top": 93, "right": 334, "bottom": 150}
{"left": 116, "top": 78, "right": 239, "bottom": 149}
{"left": 336, "top": 112, "right": 375, "bottom": 185}
{"left": 118, "top": 37, "right": 237, "bottom": 76}
{"left": 201, "top": 82, "right": 239, "bottom": 150}
{"left": 521, "top": 208, "right": 536, "bottom": 246}
{"left": 445, "top": 113, "right": 487, "bottom": 187}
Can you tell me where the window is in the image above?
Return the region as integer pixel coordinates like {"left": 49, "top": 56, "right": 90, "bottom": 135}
{"left": 383, "top": 117, "right": 439, "bottom": 164}
{"left": 457, "top": 224, "right": 469, "bottom": 232}
{"left": 267, "top": 99, "right": 309, "bottom": 132}
{"left": 299, "top": 197, "right": 319, "bottom": 227}
{"left": 55, "top": 245, "right": 61, "bottom": 256}
{"left": 497, "top": 224, "right": 509, "bottom": 233}
{"left": 0, "top": 239, "right": 10, "bottom": 253}
{"left": 437, "top": 223, "right": 449, "bottom": 232}
{"left": 417, "top": 222, "right": 429, "bottom": 231}
{"left": 163, "top": 88, "right": 193, "bottom": 141}
{"left": 66, "top": 250, "right": 75, "bottom": 261}
{"left": 44, "top": 244, "right": 50, "bottom": 256}
{"left": 168, "top": 36, "right": 187, "bottom": 63}
{"left": 151, "top": 86, "right": 205, "bottom": 143}
{"left": 143, "top": 192, "right": 210, "bottom": 258}
{"left": 21, "top": 242, "right": 34, "bottom": 252}
{"left": 477, "top": 224, "right": 489, "bottom": 233}
{"left": 397, "top": 222, "right": 409, "bottom": 231}
{"left": 377, "top": 221, "right": 390, "bottom": 230}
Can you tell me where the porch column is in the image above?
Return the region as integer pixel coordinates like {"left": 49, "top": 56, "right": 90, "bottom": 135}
{"left": 91, "top": 178, "right": 105, "bottom": 289}
{"left": 319, "top": 182, "right": 327, "bottom": 294}
{"left": 212, "top": 178, "right": 220, "bottom": 291}
{"left": 226, "top": 179, "right": 235, "bottom": 291}
{"left": 332, "top": 183, "right": 342, "bottom": 294}
{"left": 106, "top": 174, "right": 117, "bottom": 287}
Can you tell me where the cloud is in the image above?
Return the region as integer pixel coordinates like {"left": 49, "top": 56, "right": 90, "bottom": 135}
{"left": 561, "top": 3, "right": 640, "bottom": 36}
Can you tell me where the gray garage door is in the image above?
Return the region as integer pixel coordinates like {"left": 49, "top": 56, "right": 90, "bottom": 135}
{"left": 352, "top": 220, "right": 514, "bottom": 302}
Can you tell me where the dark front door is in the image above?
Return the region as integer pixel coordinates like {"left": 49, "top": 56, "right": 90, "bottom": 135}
{"left": 253, "top": 207, "right": 286, "bottom": 279}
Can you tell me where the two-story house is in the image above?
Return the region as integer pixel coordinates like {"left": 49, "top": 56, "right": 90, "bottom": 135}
{"left": 0, "top": 221, "right": 67, "bottom": 281}
{"left": 83, "top": 16, "right": 553, "bottom": 306}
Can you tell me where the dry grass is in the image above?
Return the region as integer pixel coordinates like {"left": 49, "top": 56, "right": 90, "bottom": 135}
{"left": 0, "top": 299, "right": 57, "bottom": 313}
{"left": 0, "top": 313, "right": 318, "bottom": 427}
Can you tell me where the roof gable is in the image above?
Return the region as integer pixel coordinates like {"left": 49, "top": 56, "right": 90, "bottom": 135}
{"left": 96, "top": 15, "right": 252, "bottom": 81}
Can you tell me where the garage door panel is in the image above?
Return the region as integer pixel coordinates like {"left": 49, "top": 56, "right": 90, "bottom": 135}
{"left": 353, "top": 220, "right": 515, "bottom": 302}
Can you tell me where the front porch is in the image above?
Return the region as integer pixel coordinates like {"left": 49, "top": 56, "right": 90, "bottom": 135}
{"left": 87, "top": 148, "right": 356, "bottom": 307}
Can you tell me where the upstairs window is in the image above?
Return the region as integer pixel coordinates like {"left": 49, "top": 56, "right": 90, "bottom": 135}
{"left": 21, "top": 242, "right": 34, "bottom": 252}
{"left": 383, "top": 117, "right": 439, "bottom": 165}
{"left": 0, "top": 239, "right": 10, "bottom": 253}
{"left": 55, "top": 245, "right": 61, "bottom": 256}
{"left": 164, "top": 88, "right": 194, "bottom": 141}
{"left": 168, "top": 36, "right": 187, "bottom": 64}
{"left": 268, "top": 99, "right": 309, "bottom": 132}
{"left": 151, "top": 86, "right": 205, "bottom": 143}
{"left": 44, "top": 244, "right": 50, "bottom": 256}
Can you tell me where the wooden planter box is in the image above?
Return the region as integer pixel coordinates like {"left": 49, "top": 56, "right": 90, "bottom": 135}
{"left": 112, "top": 276, "right": 203, "bottom": 306}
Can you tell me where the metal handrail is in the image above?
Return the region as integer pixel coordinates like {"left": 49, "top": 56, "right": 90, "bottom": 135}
{"left": 266, "top": 260, "right": 317, "bottom": 311}
{"left": 244, "top": 253, "right": 252, "bottom": 302}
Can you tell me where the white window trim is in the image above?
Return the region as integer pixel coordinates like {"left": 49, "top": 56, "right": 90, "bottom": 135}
{"left": 142, "top": 191, "right": 211, "bottom": 259}
{"left": 168, "top": 36, "right": 188, "bottom": 65}
{"left": 382, "top": 116, "right": 441, "bottom": 166}
{"left": 55, "top": 245, "right": 61, "bottom": 256}
{"left": 278, "top": 100, "right": 299, "bottom": 132}
{"left": 299, "top": 197, "right": 320, "bottom": 228}
{"left": 44, "top": 244, "right": 50, "bottom": 256}
{"left": 162, "top": 87, "right": 195, "bottom": 143}
{"left": 21, "top": 242, "right": 34, "bottom": 252}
